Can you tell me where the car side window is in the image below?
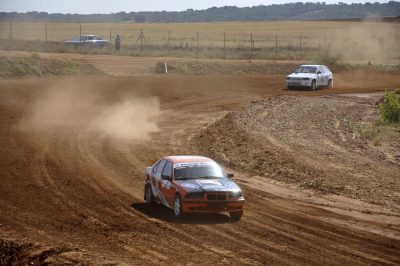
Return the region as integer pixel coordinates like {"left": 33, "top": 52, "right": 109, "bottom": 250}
{"left": 324, "top": 66, "right": 331, "bottom": 73}
{"left": 156, "top": 160, "right": 167, "bottom": 178}
{"left": 318, "top": 67, "right": 324, "bottom": 73}
{"left": 162, "top": 162, "right": 172, "bottom": 178}
{"left": 152, "top": 161, "right": 160, "bottom": 174}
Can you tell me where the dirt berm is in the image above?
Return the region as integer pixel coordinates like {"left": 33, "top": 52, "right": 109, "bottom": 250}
{"left": 194, "top": 94, "right": 400, "bottom": 211}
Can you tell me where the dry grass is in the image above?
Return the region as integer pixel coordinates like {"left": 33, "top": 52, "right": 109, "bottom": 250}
{"left": 0, "top": 21, "right": 399, "bottom": 62}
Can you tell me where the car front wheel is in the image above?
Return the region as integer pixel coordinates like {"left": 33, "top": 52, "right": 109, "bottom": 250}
{"left": 230, "top": 211, "right": 243, "bottom": 220}
{"left": 311, "top": 80, "right": 316, "bottom": 91}
{"left": 174, "top": 194, "right": 183, "bottom": 218}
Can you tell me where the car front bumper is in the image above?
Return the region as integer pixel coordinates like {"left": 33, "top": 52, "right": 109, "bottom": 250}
{"left": 286, "top": 80, "right": 312, "bottom": 87}
{"left": 182, "top": 199, "right": 244, "bottom": 213}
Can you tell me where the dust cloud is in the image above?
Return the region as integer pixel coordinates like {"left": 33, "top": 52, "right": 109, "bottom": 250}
{"left": 330, "top": 20, "right": 400, "bottom": 63}
{"left": 19, "top": 82, "right": 160, "bottom": 141}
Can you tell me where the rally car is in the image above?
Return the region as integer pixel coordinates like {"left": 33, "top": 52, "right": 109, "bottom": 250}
{"left": 144, "top": 156, "right": 244, "bottom": 220}
{"left": 285, "top": 64, "right": 333, "bottom": 91}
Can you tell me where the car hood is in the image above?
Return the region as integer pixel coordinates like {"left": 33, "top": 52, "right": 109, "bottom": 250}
{"left": 176, "top": 178, "right": 241, "bottom": 192}
{"left": 287, "top": 73, "right": 316, "bottom": 79}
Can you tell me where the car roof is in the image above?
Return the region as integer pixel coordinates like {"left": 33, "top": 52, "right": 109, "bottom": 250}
{"left": 300, "top": 64, "right": 323, "bottom": 67}
{"left": 163, "top": 155, "right": 215, "bottom": 164}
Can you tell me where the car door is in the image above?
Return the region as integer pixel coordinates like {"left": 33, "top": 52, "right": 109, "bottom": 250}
{"left": 154, "top": 160, "right": 169, "bottom": 206}
{"left": 323, "top": 66, "right": 332, "bottom": 84}
{"left": 316, "top": 66, "right": 324, "bottom": 87}
{"left": 159, "top": 161, "right": 175, "bottom": 207}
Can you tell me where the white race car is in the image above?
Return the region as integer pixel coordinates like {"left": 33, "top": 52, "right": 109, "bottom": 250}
{"left": 285, "top": 64, "right": 333, "bottom": 91}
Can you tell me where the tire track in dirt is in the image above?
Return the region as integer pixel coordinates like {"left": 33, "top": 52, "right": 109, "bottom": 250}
{"left": 1, "top": 74, "right": 400, "bottom": 264}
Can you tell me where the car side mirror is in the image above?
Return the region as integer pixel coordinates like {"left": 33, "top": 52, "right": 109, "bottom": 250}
{"left": 162, "top": 174, "right": 170, "bottom": 180}
{"left": 227, "top": 173, "right": 234, "bottom": 178}
{"left": 317, "top": 71, "right": 321, "bottom": 74}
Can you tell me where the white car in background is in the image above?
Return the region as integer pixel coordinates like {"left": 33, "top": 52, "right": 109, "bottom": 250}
{"left": 285, "top": 65, "right": 333, "bottom": 91}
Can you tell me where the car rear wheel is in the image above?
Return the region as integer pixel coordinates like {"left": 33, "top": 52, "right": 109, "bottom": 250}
{"left": 174, "top": 194, "right": 183, "bottom": 219}
{"left": 311, "top": 80, "right": 316, "bottom": 91}
{"left": 230, "top": 211, "right": 243, "bottom": 220}
{"left": 144, "top": 184, "right": 154, "bottom": 204}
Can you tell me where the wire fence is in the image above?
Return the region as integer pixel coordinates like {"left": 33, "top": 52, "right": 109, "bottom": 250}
{"left": 1, "top": 21, "right": 399, "bottom": 61}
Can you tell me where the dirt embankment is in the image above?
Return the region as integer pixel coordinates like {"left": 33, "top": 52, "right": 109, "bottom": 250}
{"left": 194, "top": 95, "right": 400, "bottom": 210}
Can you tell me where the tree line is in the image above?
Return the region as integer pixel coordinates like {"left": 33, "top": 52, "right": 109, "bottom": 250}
{"left": 1, "top": 2, "right": 399, "bottom": 23}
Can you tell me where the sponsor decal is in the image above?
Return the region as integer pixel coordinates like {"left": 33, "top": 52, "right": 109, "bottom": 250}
{"left": 174, "top": 162, "right": 217, "bottom": 169}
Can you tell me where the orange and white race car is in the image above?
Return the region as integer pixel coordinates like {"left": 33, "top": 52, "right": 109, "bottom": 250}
{"left": 144, "top": 156, "right": 244, "bottom": 220}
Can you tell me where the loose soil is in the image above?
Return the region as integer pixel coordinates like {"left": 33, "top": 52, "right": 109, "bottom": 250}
{"left": 1, "top": 51, "right": 400, "bottom": 265}
{"left": 194, "top": 95, "right": 400, "bottom": 210}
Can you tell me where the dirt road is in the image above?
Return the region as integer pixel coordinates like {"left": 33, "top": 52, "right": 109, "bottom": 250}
{"left": 1, "top": 53, "right": 400, "bottom": 265}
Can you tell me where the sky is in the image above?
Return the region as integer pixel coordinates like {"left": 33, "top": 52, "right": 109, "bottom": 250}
{"left": 0, "top": 0, "right": 393, "bottom": 14}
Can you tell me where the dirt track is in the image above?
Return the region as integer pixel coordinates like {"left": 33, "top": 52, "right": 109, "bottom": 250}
{"left": 1, "top": 52, "right": 400, "bottom": 265}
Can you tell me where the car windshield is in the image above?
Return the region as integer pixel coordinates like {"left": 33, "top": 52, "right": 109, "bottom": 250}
{"left": 294, "top": 66, "right": 317, "bottom": 74}
{"left": 174, "top": 162, "right": 226, "bottom": 180}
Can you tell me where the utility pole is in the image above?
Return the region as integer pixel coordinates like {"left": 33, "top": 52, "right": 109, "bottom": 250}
{"left": 135, "top": 29, "right": 148, "bottom": 52}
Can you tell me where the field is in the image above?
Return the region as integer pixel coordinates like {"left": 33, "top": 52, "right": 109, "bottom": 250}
{"left": 1, "top": 20, "right": 400, "bottom": 62}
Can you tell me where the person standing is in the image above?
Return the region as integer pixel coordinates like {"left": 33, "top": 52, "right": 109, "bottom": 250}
{"left": 115, "top": 34, "right": 121, "bottom": 54}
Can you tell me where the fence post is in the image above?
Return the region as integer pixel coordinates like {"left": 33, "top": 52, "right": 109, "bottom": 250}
{"left": 45, "top": 23, "right": 48, "bottom": 51}
{"left": 9, "top": 21, "right": 12, "bottom": 40}
{"left": 140, "top": 29, "right": 143, "bottom": 52}
{"left": 79, "top": 24, "right": 82, "bottom": 52}
{"left": 324, "top": 36, "right": 327, "bottom": 52}
{"left": 109, "top": 27, "right": 112, "bottom": 50}
{"left": 223, "top": 33, "right": 226, "bottom": 58}
{"left": 299, "top": 36, "right": 302, "bottom": 57}
{"left": 250, "top": 34, "right": 253, "bottom": 60}
{"left": 196, "top": 32, "right": 199, "bottom": 54}
{"left": 168, "top": 30, "right": 171, "bottom": 49}
{"left": 275, "top": 35, "right": 278, "bottom": 57}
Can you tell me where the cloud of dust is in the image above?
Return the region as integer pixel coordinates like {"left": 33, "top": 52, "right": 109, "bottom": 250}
{"left": 19, "top": 83, "right": 160, "bottom": 141}
{"left": 329, "top": 20, "right": 400, "bottom": 63}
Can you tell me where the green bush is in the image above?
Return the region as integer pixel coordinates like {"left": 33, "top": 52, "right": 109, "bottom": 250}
{"left": 379, "top": 90, "right": 400, "bottom": 123}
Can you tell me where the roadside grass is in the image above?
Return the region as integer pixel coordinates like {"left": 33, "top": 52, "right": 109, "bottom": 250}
{"left": 0, "top": 54, "right": 100, "bottom": 77}
{"left": 360, "top": 121, "right": 400, "bottom": 147}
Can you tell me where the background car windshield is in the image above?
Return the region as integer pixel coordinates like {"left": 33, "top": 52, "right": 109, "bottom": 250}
{"left": 295, "top": 66, "right": 317, "bottom": 73}
{"left": 174, "top": 166, "right": 225, "bottom": 180}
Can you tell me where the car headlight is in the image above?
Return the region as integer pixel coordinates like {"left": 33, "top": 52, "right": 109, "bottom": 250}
{"left": 229, "top": 191, "right": 243, "bottom": 198}
{"left": 286, "top": 77, "right": 291, "bottom": 80}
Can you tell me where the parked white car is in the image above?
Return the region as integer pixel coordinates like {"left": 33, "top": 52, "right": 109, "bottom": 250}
{"left": 285, "top": 65, "right": 333, "bottom": 91}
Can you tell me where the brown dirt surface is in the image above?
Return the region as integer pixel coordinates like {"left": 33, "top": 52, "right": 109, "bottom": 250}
{"left": 1, "top": 51, "right": 400, "bottom": 265}
{"left": 194, "top": 95, "right": 400, "bottom": 210}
